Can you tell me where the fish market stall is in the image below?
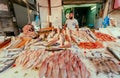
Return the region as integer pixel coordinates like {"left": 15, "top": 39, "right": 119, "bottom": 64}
{"left": 0, "top": 27, "right": 120, "bottom": 78}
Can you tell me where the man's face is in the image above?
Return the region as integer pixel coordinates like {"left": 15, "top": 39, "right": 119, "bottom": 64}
{"left": 69, "top": 13, "right": 74, "bottom": 19}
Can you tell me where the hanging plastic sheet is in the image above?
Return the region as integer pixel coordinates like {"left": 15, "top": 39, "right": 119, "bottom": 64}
{"left": 102, "top": 16, "right": 110, "bottom": 28}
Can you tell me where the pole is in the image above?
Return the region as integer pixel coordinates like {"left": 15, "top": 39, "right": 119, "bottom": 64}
{"left": 38, "top": 3, "right": 41, "bottom": 29}
{"left": 25, "top": 0, "right": 31, "bottom": 24}
{"left": 103, "top": 0, "right": 109, "bottom": 19}
{"left": 48, "top": 0, "right": 52, "bottom": 27}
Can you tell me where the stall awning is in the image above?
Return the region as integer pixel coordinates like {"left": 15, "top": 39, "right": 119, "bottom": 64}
{"left": 63, "top": 0, "right": 105, "bottom": 5}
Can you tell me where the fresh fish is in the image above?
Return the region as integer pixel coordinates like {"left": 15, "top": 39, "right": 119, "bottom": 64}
{"left": 86, "top": 30, "right": 96, "bottom": 41}
{"left": 47, "top": 31, "right": 55, "bottom": 41}
{"left": 0, "top": 59, "right": 14, "bottom": 73}
{"left": 34, "top": 50, "right": 46, "bottom": 68}
{"left": 45, "top": 61, "right": 53, "bottom": 78}
{"left": 105, "top": 59, "right": 120, "bottom": 74}
{"left": 46, "top": 37, "right": 59, "bottom": 46}
{"left": 52, "top": 60, "right": 59, "bottom": 78}
{"left": 0, "top": 58, "right": 13, "bottom": 63}
{"left": 107, "top": 47, "right": 120, "bottom": 61}
{"left": 59, "top": 68, "right": 67, "bottom": 78}
{"left": 90, "top": 58, "right": 102, "bottom": 74}
{"left": 71, "top": 56, "right": 81, "bottom": 78}
{"left": 99, "top": 58, "right": 110, "bottom": 73}
{"left": 38, "top": 60, "right": 48, "bottom": 78}
{"left": 66, "top": 62, "right": 73, "bottom": 78}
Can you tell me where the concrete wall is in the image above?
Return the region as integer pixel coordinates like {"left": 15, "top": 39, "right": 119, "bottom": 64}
{"left": 37, "top": 0, "right": 62, "bottom": 28}
{"left": 51, "top": 0, "right": 62, "bottom": 28}
{"left": 13, "top": 3, "right": 35, "bottom": 29}
{"left": 38, "top": 0, "right": 48, "bottom": 28}
{"left": 0, "top": 0, "right": 19, "bottom": 36}
{"left": 13, "top": 3, "right": 28, "bottom": 28}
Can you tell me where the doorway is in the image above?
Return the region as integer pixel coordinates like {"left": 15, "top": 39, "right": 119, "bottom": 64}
{"left": 74, "top": 7, "right": 90, "bottom": 27}
{"left": 62, "top": 4, "right": 102, "bottom": 28}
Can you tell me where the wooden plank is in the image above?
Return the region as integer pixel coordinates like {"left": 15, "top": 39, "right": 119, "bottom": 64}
{"left": 103, "top": 0, "right": 109, "bottom": 19}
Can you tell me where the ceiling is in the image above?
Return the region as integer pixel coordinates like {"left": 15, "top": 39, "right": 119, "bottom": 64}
{"left": 9, "top": 0, "right": 36, "bottom": 10}
{"left": 8, "top": 0, "right": 106, "bottom": 10}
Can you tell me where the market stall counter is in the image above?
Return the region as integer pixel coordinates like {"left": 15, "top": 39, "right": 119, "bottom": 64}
{"left": 0, "top": 27, "right": 120, "bottom": 78}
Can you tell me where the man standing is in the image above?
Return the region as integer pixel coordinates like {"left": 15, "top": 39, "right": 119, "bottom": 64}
{"left": 64, "top": 12, "right": 79, "bottom": 31}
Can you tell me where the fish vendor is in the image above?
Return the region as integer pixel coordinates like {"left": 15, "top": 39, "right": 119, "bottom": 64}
{"left": 64, "top": 12, "right": 79, "bottom": 31}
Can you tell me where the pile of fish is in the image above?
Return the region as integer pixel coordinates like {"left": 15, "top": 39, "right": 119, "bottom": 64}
{"left": 0, "top": 49, "right": 22, "bottom": 73}
{"left": 7, "top": 37, "right": 31, "bottom": 49}
{"left": 83, "top": 50, "right": 111, "bottom": 58}
{"left": 79, "top": 42, "right": 104, "bottom": 49}
{"left": 89, "top": 58, "right": 120, "bottom": 75}
{"left": 81, "top": 29, "right": 97, "bottom": 41}
{"left": 39, "top": 50, "right": 90, "bottom": 78}
{"left": 71, "top": 29, "right": 97, "bottom": 44}
{"left": 45, "top": 28, "right": 72, "bottom": 49}
{"left": 15, "top": 49, "right": 49, "bottom": 69}
{"left": 107, "top": 42, "right": 120, "bottom": 61}
{"left": 15, "top": 49, "right": 90, "bottom": 78}
{"left": 0, "top": 37, "right": 31, "bottom": 50}
{"left": 0, "top": 38, "right": 11, "bottom": 49}
{"left": 22, "top": 24, "right": 38, "bottom": 38}
{"left": 94, "top": 32, "right": 116, "bottom": 41}
{"left": 39, "top": 27, "right": 54, "bottom": 33}
{"left": 1, "top": 27, "right": 120, "bottom": 78}
{"left": 99, "top": 28, "right": 120, "bottom": 38}
{"left": 44, "top": 28, "right": 97, "bottom": 48}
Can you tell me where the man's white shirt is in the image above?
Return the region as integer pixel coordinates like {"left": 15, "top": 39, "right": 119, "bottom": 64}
{"left": 65, "top": 18, "right": 78, "bottom": 30}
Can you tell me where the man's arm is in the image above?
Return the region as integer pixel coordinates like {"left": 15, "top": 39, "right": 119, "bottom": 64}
{"left": 63, "top": 24, "right": 67, "bottom": 30}
{"left": 75, "top": 19, "right": 79, "bottom": 31}
{"left": 63, "top": 20, "right": 68, "bottom": 30}
{"left": 75, "top": 25, "right": 79, "bottom": 31}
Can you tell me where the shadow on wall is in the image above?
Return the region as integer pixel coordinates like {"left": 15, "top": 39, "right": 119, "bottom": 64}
{"left": 13, "top": 3, "right": 34, "bottom": 29}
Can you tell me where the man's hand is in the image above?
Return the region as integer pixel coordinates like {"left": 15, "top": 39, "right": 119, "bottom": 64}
{"left": 76, "top": 25, "right": 79, "bottom": 31}
{"left": 63, "top": 24, "right": 67, "bottom": 30}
